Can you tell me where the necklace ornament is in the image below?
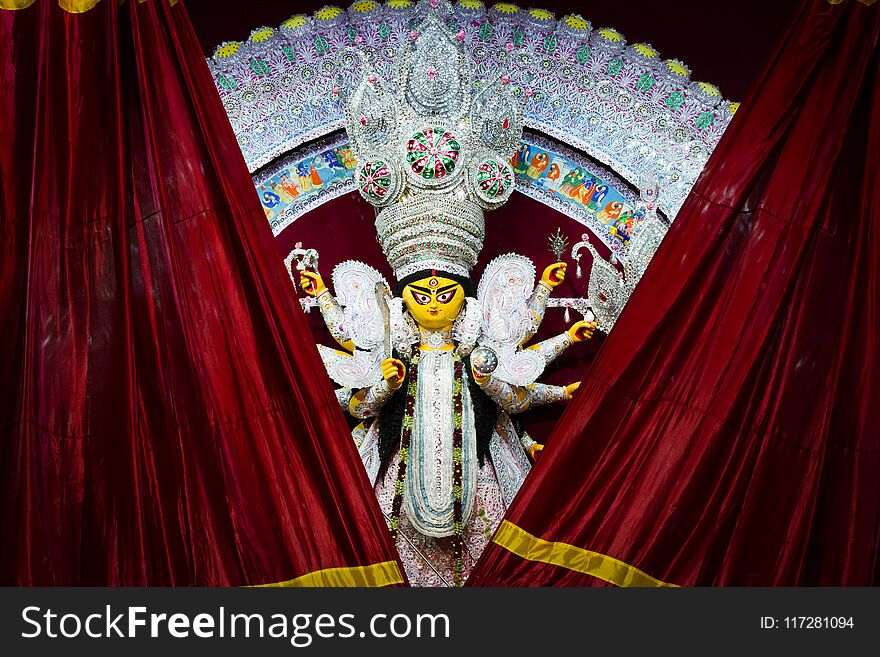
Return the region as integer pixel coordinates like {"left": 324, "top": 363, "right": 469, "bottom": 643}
{"left": 420, "top": 326, "right": 454, "bottom": 350}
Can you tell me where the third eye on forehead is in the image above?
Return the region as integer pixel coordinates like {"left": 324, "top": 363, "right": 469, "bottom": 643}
{"left": 407, "top": 283, "right": 459, "bottom": 295}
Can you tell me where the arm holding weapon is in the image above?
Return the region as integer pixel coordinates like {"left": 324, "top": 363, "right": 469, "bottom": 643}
{"left": 300, "top": 269, "right": 356, "bottom": 353}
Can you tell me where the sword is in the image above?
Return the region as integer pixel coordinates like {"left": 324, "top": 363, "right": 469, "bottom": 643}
{"left": 374, "top": 281, "right": 406, "bottom": 381}
{"left": 374, "top": 281, "right": 393, "bottom": 360}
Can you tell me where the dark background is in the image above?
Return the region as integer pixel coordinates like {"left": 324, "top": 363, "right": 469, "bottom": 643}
{"left": 186, "top": 0, "right": 802, "bottom": 101}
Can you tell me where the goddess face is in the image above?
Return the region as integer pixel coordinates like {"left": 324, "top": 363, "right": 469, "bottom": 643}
{"left": 402, "top": 274, "right": 465, "bottom": 331}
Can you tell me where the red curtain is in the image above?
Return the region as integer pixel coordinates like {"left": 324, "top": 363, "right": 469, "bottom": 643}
{"left": 469, "top": 0, "right": 880, "bottom": 587}
{"left": 0, "top": 0, "right": 401, "bottom": 586}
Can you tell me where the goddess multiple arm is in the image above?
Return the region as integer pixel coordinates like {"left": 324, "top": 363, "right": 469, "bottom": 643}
{"left": 302, "top": 262, "right": 596, "bottom": 432}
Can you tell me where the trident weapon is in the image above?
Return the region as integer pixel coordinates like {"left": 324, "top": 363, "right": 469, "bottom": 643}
{"left": 548, "top": 227, "right": 569, "bottom": 261}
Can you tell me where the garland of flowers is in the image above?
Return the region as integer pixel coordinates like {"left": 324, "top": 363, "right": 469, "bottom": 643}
{"left": 389, "top": 355, "right": 419, "bottom": 544}
{"left": 388, "top": 353, "right": 466, "bottom": 587}
{"left": 451, "top": 353, "right": 465, "bottom": 587}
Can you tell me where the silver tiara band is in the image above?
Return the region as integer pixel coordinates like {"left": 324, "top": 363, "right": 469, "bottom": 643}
{"left": 377, "top": 196, "right": 485, "bottom": 279}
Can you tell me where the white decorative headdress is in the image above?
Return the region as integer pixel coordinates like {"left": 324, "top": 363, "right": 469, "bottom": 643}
{"left": 344, "top": 7, "right": 523, "bottom": 280}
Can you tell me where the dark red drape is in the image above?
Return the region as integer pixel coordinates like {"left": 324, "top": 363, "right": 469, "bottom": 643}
{"left": 0, "top": 0, "right": 401, "bottom": 586}
{"left": 469, "top": 0, "right": 880, "bottom": 587}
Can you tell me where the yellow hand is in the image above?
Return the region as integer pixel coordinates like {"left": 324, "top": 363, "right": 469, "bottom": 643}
{"left": 299, "top": 269, "right": 326, "bottom": 297}
{"left": 528, "top": 443, "right": 544, "bottom": 461}
{"left": 567, "top": 320, "right": 598, "bottom": 342}
{"left": 471, "top": 365, "right": 490, "bottom": 385}
{"left": 540, "top": 262, "right": 567, "bottom": 289}
{"left": 564, "top": 381, "right": 581, "bottom": 400}
{"left": 381, "top": 358, "right": 406, "bottom": 390}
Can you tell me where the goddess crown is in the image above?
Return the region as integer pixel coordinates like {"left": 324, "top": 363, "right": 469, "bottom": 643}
{"left": 344, "top": 7, "right": 523, "bottom": 280}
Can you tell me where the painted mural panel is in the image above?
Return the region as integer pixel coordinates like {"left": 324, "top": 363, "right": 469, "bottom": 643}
{"left": 256, "top": 132, "right": 653, "bottom": 261}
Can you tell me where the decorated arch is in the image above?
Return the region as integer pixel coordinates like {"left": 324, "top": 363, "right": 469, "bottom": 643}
{"left": 207, "top": 0, "right": 736, "bottom": 439}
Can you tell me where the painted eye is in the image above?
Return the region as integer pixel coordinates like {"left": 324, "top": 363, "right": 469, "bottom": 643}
{"left": 413, "top": 292, "right": 432, "bottom": 305}
{"left": 436, "top": 289, "right": 456, "bottom": 304}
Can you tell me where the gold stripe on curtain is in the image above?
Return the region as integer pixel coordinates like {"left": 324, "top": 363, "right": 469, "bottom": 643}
{"left": 492, "top": 521, "right": 678, "bottom": 587}
{"left": 58, "top": 0, "right": 102, "bottom": 12}
{"left": 0, "top": 0, "right": 178, "bottom": 11}
{"left": 0, "top": 0, "right": 37, "bottom": 9}
{"left": 248, "top": 561, "right": 405, "bottom": 588}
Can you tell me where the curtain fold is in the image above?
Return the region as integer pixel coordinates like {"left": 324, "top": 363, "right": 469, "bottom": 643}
{"left": 469, "top": 0, "right": 880, "bottom": 587}
{"left": 0, "top": 0, "right": 402, "bottom": 586}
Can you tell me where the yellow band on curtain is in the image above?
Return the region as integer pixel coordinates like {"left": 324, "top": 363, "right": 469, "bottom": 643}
{"left": 58, "top": 0, "right": 101, "bottom": 12}
{"left": 249, "top": 560, "right": 405, "bottom": 588}
{"left": 828, "top": 0, "right": 878, "bottom": 6}
{"left": 0, "top": 0, "right": 179, "bottom": 11}
{"left": 492, "top": 520, "right": 678, "bottom": 587}
{"left": 0, "top": 0, "right": 37, "bottom": 9}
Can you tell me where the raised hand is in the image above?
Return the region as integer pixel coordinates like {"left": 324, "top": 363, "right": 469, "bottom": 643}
{"left": 564, "top": 381, "right": 581, "bottom": 400}
{"left": 381, "top": 358, "right": 406, "bottom": 389}
{"left": 567, "top": 319, "right": 598, "bottom": 342}
{"left": 528, "top": 443, "right": 544, "bottom": 461}
{"left": 540, "top": 262, "right": 567, "bottom": 289}
{"left": 299, "top": 269, "right": 327, "bottom": 297}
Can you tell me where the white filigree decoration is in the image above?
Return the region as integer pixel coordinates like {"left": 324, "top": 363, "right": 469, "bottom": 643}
{"left": 331, "top": 260, "right": 391, "bottom": 350}
{"left": 491, "top": 349, "right": 545, "bottom": 387}
{"left": 317, "top": 344, "right": 383, "bottom": 389}
{"left": 571, "top": 209, "right": 668, "bottom": 331}
{"left": 345, "top": 59, "right": 399, "bottom": 156}
{"left": 211, "top": 3, "right": 735, "bottom": 221}
{"left": 475, "top": 253, "right": 546, "bottom": 385}
{"left": 388, "top": 296, "right": 419, "bottom": 358}
{"left": 452, "top": 297, "right": 481, "bottom": 357}
{"left": 477, "top": 253, "right": 536, "bottom": 347}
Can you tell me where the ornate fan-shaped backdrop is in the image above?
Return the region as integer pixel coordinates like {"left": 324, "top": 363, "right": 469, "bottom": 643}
{"left": 206, "top": 0, "right": 739, "bottom": 441}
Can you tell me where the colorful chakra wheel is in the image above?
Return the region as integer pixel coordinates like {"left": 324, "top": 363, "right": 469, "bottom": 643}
{"left": 470, "top": 155, "right": 515, "bottom": 207}
{"left": 356, "top": 156, "right": 401, "bottom": 207}
{"left": 406, "top": 127, "right": 461, "bottom": 183}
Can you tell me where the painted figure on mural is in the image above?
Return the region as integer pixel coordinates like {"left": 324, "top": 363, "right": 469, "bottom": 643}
{"left": 261, "top": 189, "right": 281, "bottom": 207}
{"left": 609, "top": 207, "right": 645, "bottom": 242}
{"left": 586, "top": 184, "right": 609, "bottom": 211}
{"left": 339, "top": 144, "right": 357, "bottom": 169}
{"left": 559, "top": 166, "right": 585, "bottom": 196}
{"left": 569, "top": 174, "right": 595, "bottom": 206}
{"left": 295, "top": 14, "right": 598, "bottom": 586}
{"left": 545, "top": 160, "right": 562, "bottom": 191}
{"left": 271, "top": 180, "right": 295, "bottom": 204}
{"left": 295, "top": 161, "right": 314, "bottom": 192}
{"left": 279, "top": 173, "right": 300, "bottom": 199}
{"left": 309, "top": 160, "right": 323, "bottom": 187}
{"left": 322, "top": 148, "right": 345, "bottom": 172}
{"left": 512, "top": 142, "right": 531, "bottom": 175}
{"left": 596, "top": 200, "right": 623, "bottom": 224}
{"left": 526, "top": 152, "right": 550, "bottom": 179}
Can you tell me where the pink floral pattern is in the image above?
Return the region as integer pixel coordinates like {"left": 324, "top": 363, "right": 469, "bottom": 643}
{"left": 376, "top": 451, "right": 507, "bottom": 587}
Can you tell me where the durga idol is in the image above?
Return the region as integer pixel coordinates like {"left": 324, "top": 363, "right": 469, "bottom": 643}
{"left": 298, "top": 11, "right": 595, "bottom": 586}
